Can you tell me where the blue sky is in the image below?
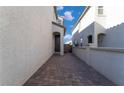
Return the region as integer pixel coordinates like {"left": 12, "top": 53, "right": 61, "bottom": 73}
{"left": 56, "top": 6, "right": 86, "bottom": 43}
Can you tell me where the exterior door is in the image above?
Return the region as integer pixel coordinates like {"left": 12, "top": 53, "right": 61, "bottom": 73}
{"left": 55, "top": 35, "right": 60, "bottom": 52}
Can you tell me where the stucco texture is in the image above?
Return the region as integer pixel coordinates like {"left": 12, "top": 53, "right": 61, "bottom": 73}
{"left": 0, "top": 6, "right": 55, "bottom": 85}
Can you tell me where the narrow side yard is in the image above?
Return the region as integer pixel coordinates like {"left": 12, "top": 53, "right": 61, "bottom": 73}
{"left": 24, "top": 53, "right": 115, "bottom": 86}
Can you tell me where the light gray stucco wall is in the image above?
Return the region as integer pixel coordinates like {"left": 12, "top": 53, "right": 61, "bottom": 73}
{"left": 72, "top": 22, "right": 94, "bottom": 46}
{"left": 102, "top": 23, "right": 124, "bottom": 48}
{"left": 0, "top": 6, "right": 54, "bottom": 85}
{"left": 52, "top": 23, "right": 64, "bottom": 55}
{"left": 72, "top": 22, "right": 124, "bottom": 48}
{"left": 73, "top": 47, "right": 124, "bottom": 85}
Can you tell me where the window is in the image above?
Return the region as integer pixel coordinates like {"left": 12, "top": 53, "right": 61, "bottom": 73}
{"left": 88, "top": 35, "right": 92, "bottom": 43}
{"left": 98, "top": 33, "right": 105, "bottom": 47}
{"left": 98, "top": 6, "right": 103, "bottom": 15}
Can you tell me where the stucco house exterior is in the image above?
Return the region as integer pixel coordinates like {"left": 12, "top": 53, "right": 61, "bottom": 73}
{"left": 72, "top": 6, "right": 124, "bottom": 48}
{"left": 72, "top": 6, "right": 124, "bottom": 85}
{"left": 0, "top": 6, "right": 65, "bottom": 85}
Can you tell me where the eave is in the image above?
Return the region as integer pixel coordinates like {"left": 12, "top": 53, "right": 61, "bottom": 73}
{"left": 52, "top": 21, "right": 66, "bottom": 34}
{"left": 54, "top": 6, "right": 58, "bottom": 20}
{"left": 71, "top": 6, "right": 91, "bottom": 32}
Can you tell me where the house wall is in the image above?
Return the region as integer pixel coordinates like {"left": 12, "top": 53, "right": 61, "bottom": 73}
{"left": 52, "top": 7, "right": 57, "bottom": 22}
{"left": 72, "top": 7, "right": 95, "bottom": 46}
{"left": 72, "top": 6, "right": 124, "bottom": 85}
{"left": 78, "top": 23, "right": 94, "bottom": 46}
{"left": 98, "top": 6, "right": 124, "bottom": 48}
{"left": 79, "top": 7, "right": 95, "bottom": 33}
{"left": 72, "top": 22, "right": 79, "bottom": 37}
{"left": 57, "top": 17, "right": 64, "bottom": 25}
{"left": 52, "top": 23, "right": 64, "bottom": 55}
{"left": 73, "top": 47, "right": 124, "bottom": 85}
{"left": 0, "top": 6, "right": 55, "bottom": 85}
{"left": 103, "top": 6, "right": 124, "bottom": 29}
{"left": 72, "top": 7, "right": 95, "bottom": 35}
{"left": 72, "top": 6, "right": 124, "bottom": 48}
{"left": 100, "top": 23, "right": 124, "bottom": 48}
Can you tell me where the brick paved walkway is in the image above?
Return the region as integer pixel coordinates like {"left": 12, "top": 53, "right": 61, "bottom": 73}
{"left": 24, "top": 53, "right": 115, "bottom": 86}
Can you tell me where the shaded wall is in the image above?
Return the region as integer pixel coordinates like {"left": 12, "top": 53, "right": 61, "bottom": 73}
{"left": 73, "top": 47, "right": 124, "bottom": 85}
{"left": 0, "top": 6, "right": 55, "bottom": 85}
{"left": 102, "top": 23, "right": 124, "bottom": 48}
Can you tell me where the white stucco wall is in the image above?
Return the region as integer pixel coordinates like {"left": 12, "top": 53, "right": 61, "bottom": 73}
{"left": 72, "top": 7, "right": 106, "bottom": 47}
{"left": 52, "top": 23, "right": 64, "bottom": 55}
{"left": 73, "top": 47, "right": 124, "bottom": 85}
{"left": 0, "top": 6, "right": 55, "bottom": 85}
{"left": 72, "top": 23, "right": 79, "bottom": 36}
{"left": 57, "top": 16, "right": 64, "bottom": 25}
{"left": 90, "top": 48, "right": 124, "bottom": 85}
{"left": 79, "top": 7, "right": 95, "bottom": 33}
{"left": 101, "top": 23, "right": 124, "bottom": 48}
{"left": 94, "top": 6, "right": 124, "bottom": 29}
{"left": 72, "top": 23, "right": 95, "bottom": 47}
{"left": 73, "top": 47, "right": 90, "bottom": 65}
{"left": 97, "top": 6, "right": 124, "bottom": 48}
{"left": 72, "top": 7, "right": 95, "bottom": 46}
{"left": 52, "top": 7, "right": 57, "bottom": 22}
{"left": 79, "top": 23, "right": 94, "bottom": 46}
{"left": 93, "top": 22, "right": 106, "bottom": 47}
{"left": 72, "top": 6, "right": 124, "bottom": 85}
{"left": 72, "top": 6, "right": 124, "bottom": 48}
{"left": 72, "top": 7, "right": 95, "bottom": 36}
{"left": 103, "top": 6, "right": 124, "bottom": 29}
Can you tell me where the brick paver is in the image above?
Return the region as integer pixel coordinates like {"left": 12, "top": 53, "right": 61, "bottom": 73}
{"left": 24, "top": 53, "right": 116, "bottom": 86}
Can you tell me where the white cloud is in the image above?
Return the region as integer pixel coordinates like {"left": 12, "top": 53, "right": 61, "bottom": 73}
{"left": 63, "top": 11, "right": 74, "bottom": 21}
{"left": 57, "top": 6, "right": 64, "bottom": 11}
{"left": 64, "top": 34, "right": 72, "bottom": 40}
{"left": 64, "top": 34, "right": 72, "bottom": 43}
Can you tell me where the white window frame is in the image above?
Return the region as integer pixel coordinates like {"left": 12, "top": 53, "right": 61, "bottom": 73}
{"left": 98, "top": 6, "right": 104, "bottom": 15}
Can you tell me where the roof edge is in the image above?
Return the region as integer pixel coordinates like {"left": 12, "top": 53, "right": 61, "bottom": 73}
{"left": 71, "top": 6, "right": 91, "bottom": 32}
{"left": 54, "top": 6, "right": 58, "bottom": 20}
{"left": 52, "top": 21, "right": 66, "bottom": 34}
